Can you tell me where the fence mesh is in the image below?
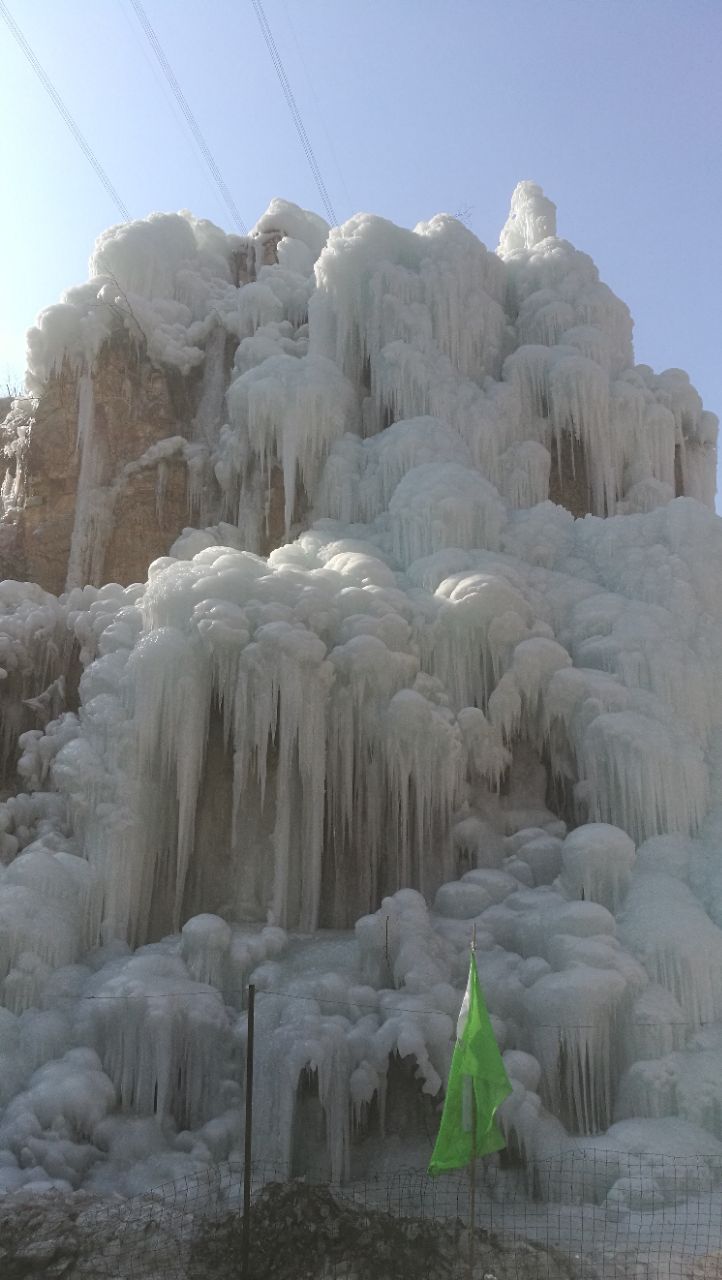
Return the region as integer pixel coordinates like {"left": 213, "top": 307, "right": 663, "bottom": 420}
{"left": 23, "top": 1151, "right": 722, "bottom": 1279}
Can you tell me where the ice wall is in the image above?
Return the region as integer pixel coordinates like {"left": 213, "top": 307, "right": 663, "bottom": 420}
{"left": 0, "top": 182, "right": 721, "bottom": 1196}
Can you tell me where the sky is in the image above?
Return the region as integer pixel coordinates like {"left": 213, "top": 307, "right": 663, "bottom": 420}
{"left": 1, "top": 0, "right": 721, "bottom": 502}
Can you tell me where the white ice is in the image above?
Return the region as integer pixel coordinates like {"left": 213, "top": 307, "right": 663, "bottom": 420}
{"left": 0, "top": 180, "right": 720, "bottom": 1198}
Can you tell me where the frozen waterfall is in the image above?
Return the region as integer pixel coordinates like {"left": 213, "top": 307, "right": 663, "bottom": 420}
{"left": 0, "top": 180, "right": 721, "bottom": 1198}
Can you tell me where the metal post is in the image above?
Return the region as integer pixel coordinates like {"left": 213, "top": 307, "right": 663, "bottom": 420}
{"left": 242, "top": 983, "right": 255, "bottom": 1278}
{"left": 469, "top": 926, "right": 477, "bottom": 1280}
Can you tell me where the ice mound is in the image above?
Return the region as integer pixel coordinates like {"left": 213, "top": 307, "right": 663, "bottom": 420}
{"left": 0, "top": 180, "right": 720, "bottom": 1193}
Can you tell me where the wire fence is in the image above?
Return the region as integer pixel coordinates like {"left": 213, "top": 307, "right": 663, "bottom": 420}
{"left": 48, "top": 1151, "right": 722, "bottom": 1279}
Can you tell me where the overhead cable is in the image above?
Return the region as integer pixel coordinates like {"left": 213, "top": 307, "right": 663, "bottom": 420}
{"left": 250, "top": 0, "right": 338, "bottom": 226}
{"left": 127, "top": 0, "right": 248, "bottom": 234}
{"left": 69, "top": 985, "right": 707, "bottom": 1028}
{"left": 280, "top": 0, "right": 352, "bottom": 216}
{"left": 0, "top": 0, "right": 131, "bottom": 222}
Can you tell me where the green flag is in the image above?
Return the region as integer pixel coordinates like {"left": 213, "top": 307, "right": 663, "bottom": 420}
{"left": 428, "top": 949, "right": 512, "bottom": 1175}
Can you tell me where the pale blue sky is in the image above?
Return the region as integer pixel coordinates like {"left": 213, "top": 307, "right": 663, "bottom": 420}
{"left": 2, "top": 0, "right": 720, "bottom": 502}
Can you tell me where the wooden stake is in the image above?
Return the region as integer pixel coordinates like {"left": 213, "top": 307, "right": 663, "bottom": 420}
{"left": 242, "top": 983, "right": 255, "bottom": 1278}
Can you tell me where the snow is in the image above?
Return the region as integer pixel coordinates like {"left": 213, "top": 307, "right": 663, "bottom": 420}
{"left": 252, "top": 197, "right": 330, "bottom": 262}
{"left": 23, "top": 200, "right": 321, "bottom": 393}
{"left": 0, "top": 179, "right": 722, "bottom": 1210}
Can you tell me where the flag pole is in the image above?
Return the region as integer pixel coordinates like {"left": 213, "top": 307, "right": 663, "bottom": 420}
{"left": 469, "top": 1087, "right": 476, "bottom": 1280}
{"left": 242, "top": 982, "right": 255, "bottom": 1278}
{"left": 469, "top": 925, "right": 477, "bottom": 1280}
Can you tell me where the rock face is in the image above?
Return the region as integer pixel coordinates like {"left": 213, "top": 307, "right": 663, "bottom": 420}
{"left": 0, "top": 351, "right": 191, "bottom": 593}
{"left": 0, "top": 382, "right": 78, "bottom": 591}
{"left": 0, "top": 230, "right": 284, "bottom": 593}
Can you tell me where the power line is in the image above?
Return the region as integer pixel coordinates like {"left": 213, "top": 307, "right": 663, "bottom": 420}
{"left": 115, "top": 0, "right": 239, "bottom": 222}
{"left": 0, "top": 0, "right": 131, "bottom": 222}
{"left": 127, "top": 0, "right": 248, "bottom": 235}
{"left": 279, "top": 0, "right": 352, "bottom": 217}
{"left": 69, "top": 983, "right": 706, "bottom": 1029}
{"left": 250, "top": 0, "right": 338, "bottom": 226}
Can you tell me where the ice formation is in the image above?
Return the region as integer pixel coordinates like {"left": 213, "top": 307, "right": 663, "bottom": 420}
{"left": 0, "top": 181, "right": 721, "bottom": 1204}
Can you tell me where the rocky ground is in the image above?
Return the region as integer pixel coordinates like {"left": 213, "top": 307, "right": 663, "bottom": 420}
{"left": 0, "top": 1179, "right": 581, "bottom": 1280}
{"left": 187, "top": 1180, "right": 582, "bottom": 1280}
{"left": 2, "top": 1178, "right": 720, "bottom": 1279}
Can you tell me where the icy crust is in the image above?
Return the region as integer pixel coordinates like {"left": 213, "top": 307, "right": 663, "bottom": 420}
{"left": 3, "top": 835, "right": 722, "bottom": 1196}
{"left": 23, "top": 200, "right": 327, "bottom": 393}
{"left": 2, "top": 498, "right": 722, "bottom": 1189}
{"left": 0, "top": 182, "right": 721, "bottom": 1195}
{"left": 13, "top": 497, "right": 718, "bottom": 946}
{"left": 12, "top": 183, "right": 717, "bottom": 566}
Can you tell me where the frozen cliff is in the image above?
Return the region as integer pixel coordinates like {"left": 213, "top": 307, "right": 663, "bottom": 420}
{"left": 0, "top": 181, "right": 721, "bottom": 1206}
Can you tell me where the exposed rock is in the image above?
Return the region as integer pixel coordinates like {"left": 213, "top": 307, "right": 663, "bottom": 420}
{"left": 0, "top": 229, "right": 285, "bottom": 594}
{"left": 1, "top": 341, "right": 201, "bottom": 594}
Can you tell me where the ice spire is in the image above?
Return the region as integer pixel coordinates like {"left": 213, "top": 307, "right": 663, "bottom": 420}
{"left": 497, "top": 180, "right": 557, "bottom": 255}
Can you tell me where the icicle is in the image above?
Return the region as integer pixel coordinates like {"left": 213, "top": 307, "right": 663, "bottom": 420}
{"left": 225, "top": 353, "right": 358, "bottom": 532}
{"left": 66, "top": 370, "right": 115, "bottom": 589}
